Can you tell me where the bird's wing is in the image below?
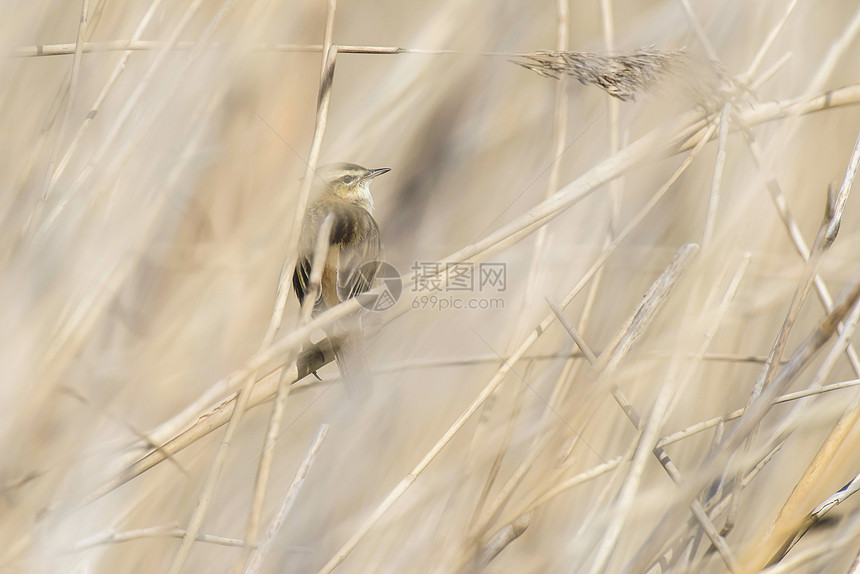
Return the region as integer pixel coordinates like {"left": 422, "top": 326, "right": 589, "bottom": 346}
{"left": 292, "top": 255, "right": 312, "bottom": 305}
{"left": 292, "top": 203, "right": 331, "bottom": 309}
{"left": 336, "top": 208, "right": 382, "bottom": 302}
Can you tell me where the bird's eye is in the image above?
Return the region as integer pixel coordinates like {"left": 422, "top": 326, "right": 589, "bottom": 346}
{"left": 339, "top": 175, "right": 355, "bottom": 185}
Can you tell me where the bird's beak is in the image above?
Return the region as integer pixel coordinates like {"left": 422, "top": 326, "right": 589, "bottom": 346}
{"left": 362, "top": 168, "right": 391, "bottom": 181}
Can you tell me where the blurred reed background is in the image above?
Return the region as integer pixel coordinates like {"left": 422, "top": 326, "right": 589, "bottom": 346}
{"left": 2, "top": 0, "right": 860, "bottom": 572}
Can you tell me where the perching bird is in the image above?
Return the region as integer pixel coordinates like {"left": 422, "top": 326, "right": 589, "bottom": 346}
{"left": 292, "top": 162, "right": 390, "bottom": 395}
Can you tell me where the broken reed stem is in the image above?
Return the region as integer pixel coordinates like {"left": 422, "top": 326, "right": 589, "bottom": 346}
{"left": 723, "top": 192, "right": 838, "bottom": 535}
{"left": 762, "top": 298, "right": 860, "bottom": 566}
{"left": 584, "top": 244, "right": 714, "bottom": 573}
{"left": 622, "top": 269, "right": 860, "bottom": 574}
{"left": 799, "top": 471, "right": 860, "bottom": 548}
{"left": 580, "top": 250, "right": 745, "bottom": 572}
{"left": 594, "top": 256, "right": 753, "bottom": 572}
{"left": 740, "top": 130, "right": 860, "bottom": 571}
{"left": 743, "top": 132, "right": 860, "bottom": 374}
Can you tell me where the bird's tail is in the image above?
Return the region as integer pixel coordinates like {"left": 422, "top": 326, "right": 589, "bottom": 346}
{"left": 329, "top": 318, "right": 372, "bottom": 398}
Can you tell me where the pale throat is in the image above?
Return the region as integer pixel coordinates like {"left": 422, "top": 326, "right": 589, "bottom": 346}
{"left": 347, "top": 180, "right": 375, "bottom": 213}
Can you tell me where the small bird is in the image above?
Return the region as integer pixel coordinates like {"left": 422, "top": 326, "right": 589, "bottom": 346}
{"left": 292, "top": 162, "right": 390, "bottom": 395}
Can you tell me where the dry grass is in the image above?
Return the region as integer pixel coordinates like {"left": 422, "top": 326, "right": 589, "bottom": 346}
{"left": 2, "top": 1, "right": 860, "bottom": 573}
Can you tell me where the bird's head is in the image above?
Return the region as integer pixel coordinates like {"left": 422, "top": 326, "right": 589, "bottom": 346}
{"left": 314, "top": 162, "right": 391, "bottom": 213}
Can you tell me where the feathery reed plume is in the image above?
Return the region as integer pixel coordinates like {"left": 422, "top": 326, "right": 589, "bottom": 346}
{"left": 511, "top": 48, "right": 733, "bottom": 104}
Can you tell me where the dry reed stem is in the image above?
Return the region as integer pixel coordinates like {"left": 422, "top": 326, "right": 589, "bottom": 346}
{"left": 37, "top": 0, "right": 89, "bottom": 207}
{"left": 761, "top": 511, "right": 860, "bottom": 574}
{"left": 86, "top": 345, "right": 335, "bottom": 504}
{"left": 375, "top": 352, "right": 777, "bottom": 373}
{"left": 29, "top": 1, "right": 242, "bottom": 414}
{"left": 49, "top": 0, "right": 167, "bottom": 189}
{"left": 763, "top": 282, "right": 860, "bottom": 460}
{"left": 468, "top": 366, "right": 530, "bottom": 530}
{"left": 35, "top": 0, "right": 210, "bottom": 239}
{"left": 27, "top": 98, "right": 219, "bottom": 496}
{"left": 11, "top": 41, "right": 463, "bottom": 57}
{"left": 702, "top": 102, "right": 730, "bottom": 247}
{"left": 802, "top": 471, "right": 860, "bottom": 545}
{"left": 623, "top": 270, "right": 860, "bottom": 573}
{"left": 681, "top": 84, "right": 860, "bottom": 152}
{"left": 743, "top": 133, "right": 860, "bottom": 375}
{"left": 646, "top": 297, "right": 734, "bottom": 566}
{"left": 585, "top": 244, "right": 710, "bottom": 572}
{"left": 526, "top": 431, "right": 781, "bottom": 554}
{"left": 165, "top": 0, "right": 338, "bottom": 568}
{"left": 547, "top": 298, "right": 598, "bottom": 365}
{"left": 587, "top": 252, "right": 749, "bottom": 572}
{"left": 723, "top": 190, "right": 840, "bottom": 535}
{"left": 591, "top": 371, "right": 676, "bottom": 573}
{"left": 461, "top": 239, "right": 698, "bottom": 570}
{"left": 455, "top": 0, "right": 614, "bottom": 549}
{"left": 72, "top": 524, "right": 251, "bottom": 551}
{"left": 244, "top": 424, "right": 329, "bottom": 574}
{"left": 741, "top": 0, "right": 799, "bottom": 82}
{"left": 658, "top": 376, "right": 860, "bottom": 449}
{"left": 457, "top": 129, "right": 717, "bottom": 566}
{"left": 761, "top": 299, "right": 860, "bottom": 565}
{"left": 750, "top": 52, "right": 793, "bottom": 92}
{"left": 678, "top": 0, "right": 719, "bottom": 62}
{"left": 746, "top": 3, "right": 860, "bottom": 183}
{"left": 475, "top": 512, "right": 532, "bottom": 568}
{"left": 14, "top": 40, "right": 699, "bottom": 102}
{"left": 650, "top": 442, "right": 783, "bottom": 572}
{"left": 643, "top": 256, "right": 753, "bottom": 569}
{"left": 598, "top": 0, "right": 623, "bottom": 237}
{"left": 741, "top": 134, "right": 860, "bottom": 569}
{"left": 243, "top": 214, "right": 335, "bottom": 559}
{"left": 460, "top": 0, "right": 572, "bottom": 550}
